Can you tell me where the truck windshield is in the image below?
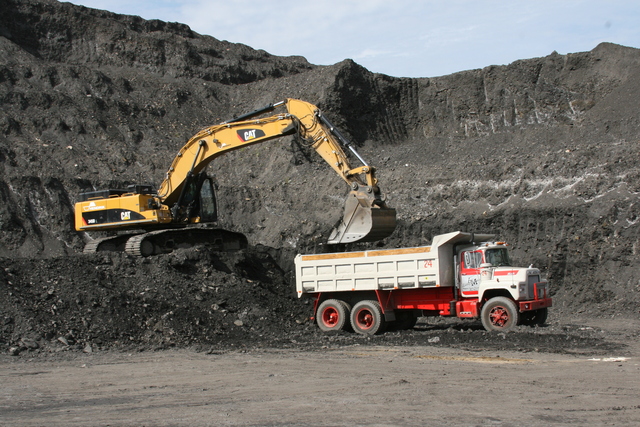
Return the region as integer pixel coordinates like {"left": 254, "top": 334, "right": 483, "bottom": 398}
{"left": 484, "top": 248, "right": 511, "bottom": 267}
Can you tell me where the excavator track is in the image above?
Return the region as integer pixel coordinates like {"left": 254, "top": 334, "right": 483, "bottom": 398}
{"left": 83, "top": 228, "right": 248, "bottom": 257}
{"left": 83, "top": 234, "right": 140, "bottom": 254}
{"left": 123, "top": 228, "right": 248, "bottom": 257}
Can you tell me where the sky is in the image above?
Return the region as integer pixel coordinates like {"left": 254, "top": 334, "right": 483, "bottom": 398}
{"left": 67, "top": 0, "right": 640, "bottom": 78}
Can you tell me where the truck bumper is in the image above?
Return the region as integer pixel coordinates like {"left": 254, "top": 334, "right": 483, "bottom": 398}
{"left": 518, "top": 297, "right": 552, "bottom": 312}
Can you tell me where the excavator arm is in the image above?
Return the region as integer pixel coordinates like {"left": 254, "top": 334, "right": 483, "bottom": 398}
{"left": 283, "top": 99, "right": 395, "bottom": 243}
{"left": 156, "top": 98, "right": 395, "bottom": 244}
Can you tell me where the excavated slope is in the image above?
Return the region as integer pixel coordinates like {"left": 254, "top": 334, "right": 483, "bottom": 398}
{"left": 0, "top": 0, "right": 638, "bottom": 352}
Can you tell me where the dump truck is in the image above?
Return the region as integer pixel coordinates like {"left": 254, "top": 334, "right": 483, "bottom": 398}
{"left": 295, "top": 231, "right": 552, "bottom": 334}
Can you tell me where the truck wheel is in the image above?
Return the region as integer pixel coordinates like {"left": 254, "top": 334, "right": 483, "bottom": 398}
{"left": 481, "top": 297, "right": 519, "bottom": 332}
{"left": 520, "top": 308, "right": 548, "bottom": 327}
{"left": 351, "top": 300, "right": 386, "bottom": 335}
{"left": 317, "top": 299, "right": 350, "bottom": 332}
{"left": 394, "top": 310, "right": 419, "bottom": 330}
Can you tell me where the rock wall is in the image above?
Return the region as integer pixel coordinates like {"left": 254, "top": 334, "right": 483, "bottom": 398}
{"left": 0, "top": 0, "right": 638, "bottom": 318}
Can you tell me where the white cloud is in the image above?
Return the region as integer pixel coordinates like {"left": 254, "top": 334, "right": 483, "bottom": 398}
{"left": 352, "top": 48, "right": 391, "bottom": 60}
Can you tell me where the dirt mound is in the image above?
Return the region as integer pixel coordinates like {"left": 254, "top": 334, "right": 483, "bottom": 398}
{"left": 0, "top": 0, "right": 639, "bottom": 354}
{"left": 1, "top": 246, "right": 311, "bottom": 353}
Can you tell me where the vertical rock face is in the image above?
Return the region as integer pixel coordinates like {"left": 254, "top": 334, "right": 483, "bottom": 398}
{"left": 0, "top": 0, "right": 638, "bottom": 320}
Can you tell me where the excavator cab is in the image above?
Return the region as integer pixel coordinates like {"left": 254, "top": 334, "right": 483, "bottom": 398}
{"left": 171, "top": 172, "right": 218, "bottom": 224}
{"left": 198, "top": 177, "right": 218, "bottom": 223}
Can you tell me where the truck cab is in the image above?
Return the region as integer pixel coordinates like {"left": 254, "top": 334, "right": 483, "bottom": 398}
{"left": 458, "top": 242, "right": 548, "bottom": 302}
{"left": 456, "top": 240, "right": 551, "bottom": 330}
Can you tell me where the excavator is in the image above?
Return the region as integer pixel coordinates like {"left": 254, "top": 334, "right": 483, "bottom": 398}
{"left": 74, "top": 98, "right": 396, "bottom": 256}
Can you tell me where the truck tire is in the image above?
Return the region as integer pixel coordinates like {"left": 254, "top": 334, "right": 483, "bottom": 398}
{"left": 317, "top": 299, "right": 350, "bottom": 332}
{"left": 519, "top": 307, "right": 548, "bottom": 327}
{"left": 393, "top": 310, "right": 419, "bottom": 330}
{"left": 481, "top": 297, "right": 519, "bottom": 332}
{"left": 351, "top": 300, "right": 386, "bottom": 335}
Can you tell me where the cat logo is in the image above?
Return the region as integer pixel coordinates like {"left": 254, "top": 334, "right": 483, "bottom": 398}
{"left": 237, "top": 129, "right": 266, "bottom": 142}
{"left": 121, "top": 211, "right": 131, "bottom": 220}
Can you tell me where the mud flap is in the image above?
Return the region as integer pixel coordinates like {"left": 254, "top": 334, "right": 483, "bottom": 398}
{"left": 328, "top": 190, "right": 396, "bottom": 244}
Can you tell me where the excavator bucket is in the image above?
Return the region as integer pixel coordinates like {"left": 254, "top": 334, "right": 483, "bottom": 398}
{"left": 328, "top": 191, "right": 397, "bottom": 244}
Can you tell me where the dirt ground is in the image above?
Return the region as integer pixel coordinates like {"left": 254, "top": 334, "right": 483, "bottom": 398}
{"left": 1, "top": 317, "right": 639, "bottom": 427}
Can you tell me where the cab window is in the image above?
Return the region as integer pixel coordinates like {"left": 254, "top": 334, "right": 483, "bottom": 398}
{"left": 485, "top": 248, "right": 511, "bottom": 267}
{"left": 463, "top": 250, "right": 483, "bottom": 269}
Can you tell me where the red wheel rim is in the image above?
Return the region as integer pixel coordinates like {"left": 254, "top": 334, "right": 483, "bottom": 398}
{"left": 489, "top": 306, "right": 509, "bottom": 327}
{"left": 355, "top": 309, "right": 374, "bottom": 330}
{"left": 321, "top": 307, "right": 339, "bottom": 328}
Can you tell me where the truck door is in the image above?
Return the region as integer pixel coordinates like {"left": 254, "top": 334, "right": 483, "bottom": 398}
{"left": 460, "top": 250, "right": 483, "bottom": 297}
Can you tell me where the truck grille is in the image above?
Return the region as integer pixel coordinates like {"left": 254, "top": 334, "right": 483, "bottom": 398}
{"left": 527, "top": 274, "right": 540, "bottom": 299}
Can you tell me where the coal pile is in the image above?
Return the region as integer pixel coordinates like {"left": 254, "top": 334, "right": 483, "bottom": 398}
{"left": 1, "top": 246, "right": 312, "bottom": 354}
{"left": 0, "top": 0, "right": 639, "bottom": 355}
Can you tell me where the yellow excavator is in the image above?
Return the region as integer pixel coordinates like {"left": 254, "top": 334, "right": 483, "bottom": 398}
{"left": 74, "top": 99, "right": 396, "bottom": 256}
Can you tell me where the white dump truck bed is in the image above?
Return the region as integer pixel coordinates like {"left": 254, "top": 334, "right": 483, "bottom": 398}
{"left": 295, "top": 231, "right": 495, "bottom": 296}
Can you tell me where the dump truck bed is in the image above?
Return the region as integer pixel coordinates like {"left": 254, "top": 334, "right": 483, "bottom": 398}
{"left": 295, "top": 245, "right": 445, "bottom": 296}
{"left": 295, "top": 232, "right": 496, "bottom": 297}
